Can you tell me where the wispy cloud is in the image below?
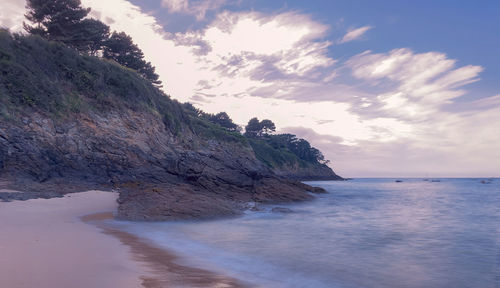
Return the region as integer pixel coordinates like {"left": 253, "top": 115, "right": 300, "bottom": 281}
{"left": 161, "top": 0, "right": 226, "bottom": 20}
{"left": 346, "top": 48, "right": 483, "bottom": 119}
{"left": 339, "top": 25, "right": 372, "bottom": 43}
{"left": 0, "top": 0, "right": 25, "bottom": 32}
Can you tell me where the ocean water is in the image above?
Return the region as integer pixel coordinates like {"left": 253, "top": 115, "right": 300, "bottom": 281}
{"left": 112, "top": 178, "right": 500, "bottom": 288}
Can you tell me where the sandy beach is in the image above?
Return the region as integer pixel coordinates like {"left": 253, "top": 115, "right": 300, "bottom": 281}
{"left": 0, "top": 190, "right": 248, "bottom": 288}
{"left": 0, "top": 191, "right": 146, "bottom": 288}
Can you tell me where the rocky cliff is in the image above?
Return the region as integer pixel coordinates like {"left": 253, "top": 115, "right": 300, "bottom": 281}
{"left": 270, "top": 162, "right": 343, "bottom": 181}
{"left": 0, "top": 110, "right": 324, "bottom": 220}
{"left": 0, "top": 31, "right": 340, "bottom": 220}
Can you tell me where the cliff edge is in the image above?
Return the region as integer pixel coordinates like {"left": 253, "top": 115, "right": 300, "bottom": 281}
{"left": 0, "top": 31, "right": 341, "bottom": 220}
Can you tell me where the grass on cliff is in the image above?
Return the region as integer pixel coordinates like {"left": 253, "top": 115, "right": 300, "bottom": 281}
{"left": 0, "top": 30, "right": 247, "bottom": 144}
{"left": 248, "top": 138, "right": 310, "bottom": 168}
{"left": 0, "top": 31, "right": 160, "bottom": 114}
{"left": 0, "top": 30, "right": 329, "bottom": 165}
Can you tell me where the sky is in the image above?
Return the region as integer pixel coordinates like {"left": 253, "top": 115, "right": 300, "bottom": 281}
{"left": 1, "top": 0, "right": 499, "bottom": 177}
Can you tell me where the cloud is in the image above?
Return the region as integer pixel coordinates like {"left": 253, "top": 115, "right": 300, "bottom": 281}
{"left": 162, "top": 0, "right": 188, "bottom": 12}
{"left": 161, "top": 0, "right": 226, "bottom": 20}
{"left": 339, "top": 25, "right": 372, "bottom": 43}
{"left": 346, "top": 48, "right": 483, "bottom": 119}
{"left": 0, "top": 0, "right": 26, "bottom": 32}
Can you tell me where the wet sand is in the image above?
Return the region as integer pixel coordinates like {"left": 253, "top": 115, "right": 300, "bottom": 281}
{"left": 84, "top": 213, "right": 250, "bottom": 288}
{"left": 0, "top": 190, "right": 249, "bottom": 288}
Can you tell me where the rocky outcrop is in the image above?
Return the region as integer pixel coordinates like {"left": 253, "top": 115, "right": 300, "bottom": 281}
{"left": 271, "top": 162, "right": 343, "bottom": 181}
{"left": 0, "top": 31, "right": 340, "bottom": 220}
{"left": 0, "top": 110, "right": 327, "bottom": 220}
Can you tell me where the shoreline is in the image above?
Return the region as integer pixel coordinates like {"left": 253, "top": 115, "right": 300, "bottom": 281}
{"left": 0, "top": 190, "right": 248, "bottom": 288}
{"left": 83, "top": 212, "right": 250, "bottom": 288}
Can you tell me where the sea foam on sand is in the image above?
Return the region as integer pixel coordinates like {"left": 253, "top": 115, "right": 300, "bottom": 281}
{"left": 0, "top": 190, "right": 145, "bottom": 288}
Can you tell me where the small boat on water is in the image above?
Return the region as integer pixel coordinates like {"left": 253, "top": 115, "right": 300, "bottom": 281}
{"left": 395, "top": 180, "right": 403, "bottom": 183}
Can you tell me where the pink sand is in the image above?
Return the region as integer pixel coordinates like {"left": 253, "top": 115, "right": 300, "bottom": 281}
{"left": 0, "top": 190, "right": 146, "bottom": 288}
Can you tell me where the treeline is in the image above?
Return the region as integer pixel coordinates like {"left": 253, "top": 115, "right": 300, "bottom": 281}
{"left": 183, "top": 104, "right": 328, "bottom": 165}
{"left": 23, "top": 0, "right": 161, "bottom": 85}
{"left": 243, "top": 117, "right": 329, "bottom": 165}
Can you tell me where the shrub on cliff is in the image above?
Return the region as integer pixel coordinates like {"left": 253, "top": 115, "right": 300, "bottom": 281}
{"left": 0, "top": 30, "right": 169, "bottom": 117}
{"left": 23, "top": 0, "right": 161, "bottom": 85}
{"left": 243, "top": 117, "right": 329, "bottom": 167}
{"left": 0, "top": 30, "right": 244, "bottom": 145}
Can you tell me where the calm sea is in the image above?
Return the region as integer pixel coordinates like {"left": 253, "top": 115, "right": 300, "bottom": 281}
{"left": 112, "top": 178, "right": 500, "bottom": 288}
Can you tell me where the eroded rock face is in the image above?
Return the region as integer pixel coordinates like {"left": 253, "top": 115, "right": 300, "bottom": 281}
{"left": 271, "top": 162, "right": 343, "bottom": 181}
{"left": 0, "top": 110, "right": 329, "bottom": 220}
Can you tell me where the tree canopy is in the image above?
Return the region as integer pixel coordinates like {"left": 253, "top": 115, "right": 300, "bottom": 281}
{"left": 244, "top": 117, "right": 329, "bottom": 165}
{"left": 75, "top": 18, "right": 110, "bottom": 55}
{"left": 183, "top": 103, "right": 240, "bottom": 132}
{"left": 102, "top": 32, "right": 161, "bottom": 85}
{"left": 24, "top": 0, "right": 90, "bottom": 46}
{"left": 244, "top": 117, "right": 276, "bottom": 137}
{"left": 209, "top": 112, "right": 239, "bottom": 131}
{"left": 23, "top": 0, "right": 161, "bottom": 86}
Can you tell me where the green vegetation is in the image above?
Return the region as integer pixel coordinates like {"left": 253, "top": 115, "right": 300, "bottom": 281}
{"left": 103, "top": 32, "right": 161, "bottom": 86}
{"left": 0, "top": 29, "right": 241, "bottom": 145}
{"left": 183, "top": 103, "right": 240, "bottom": 132}
{"left": 244, "top": 117, "right": 276, "bottom": 137}
{"left": 23, "top": 0, "right": 161, "bottom": 85}
{"left": 0, "top": 30, "right": 160, "bottom": 115}
{"left": 244, "top": 118, "right": 330, "bottom": 168}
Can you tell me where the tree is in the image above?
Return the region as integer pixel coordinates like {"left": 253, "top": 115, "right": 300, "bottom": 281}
{"left": 138, "top": 61, "right": 162, "bottom": 86}
{"left": 73, "top": 18, "right": 110, "bottom": 55}
{"left": 183, "top": 102, "right": 203, "bottom": 117}
{"left": 103, "top": 32, "right": 142, "bottom": 68}
{"left": 23, "top": 0, "right": 48, "bottom": 36}
{"left": 259, "top": 119, "right": 276, "bottom": 135}
{"left": 24, "top": 0, "right": 162, "bottom": 85}
{"left": 103, "top": 31, "right": 161, "bottom": 85}
{"left": 210, "top": 112, "right": 239, "bottom": 131}
{"left": 245, "top": 117, "right": 276, "bottom": 137}
{"left": 24, "top": 0, "right": 90, "bottom": 46}
{"left": 245, "top": 117, "right": 261, "bottom": 137}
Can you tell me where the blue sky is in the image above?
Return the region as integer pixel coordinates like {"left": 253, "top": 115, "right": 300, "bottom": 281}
{"left": 130, "top": 0, "right": 500, "bottom": 97}
{"left": 2, "top": 0, "right": 499, "bottom": 177}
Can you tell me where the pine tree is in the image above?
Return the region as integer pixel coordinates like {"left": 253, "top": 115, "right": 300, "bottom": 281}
{"left": 103, "top": 32, "right": 161, "bottom": 85}
{"left": 23, "top": 0, "right": 48, "bottom": 36}
{"left": 73, "top": 19, "right": 110, "bottom": 55}
{"left": 24, "top": 0, "right": 90, "bottom": 46}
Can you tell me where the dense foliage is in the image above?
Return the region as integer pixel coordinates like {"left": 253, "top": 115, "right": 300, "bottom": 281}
{"left": 244, "top": 117, "right": 276, "bottom": 137}
{"left": 0, "top": 30, "right": 247, "bottom": 146}
{"left": 103, "top": 32, "right": 161, "bottom": 85}
{"left": 23, "top": 0, "right": 161, "bottom": 85}
{"left": 24, "top": 0, "right": 90, "bottom": 45}
{"left": 0, "top": 31, "right": 159, "bottom": 113}
{"left": 243, "top": 117, "right": 329, "bottom": 167}
{"left": 183, "top": 103, "right": 240, "bottom": 132}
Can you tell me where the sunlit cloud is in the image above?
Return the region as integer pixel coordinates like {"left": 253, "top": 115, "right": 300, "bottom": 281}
{"left": 346, "top": 48, "right": 483, "bottom": 119}
{"left": 0, "top": 0, "right": 25, "bottom": 32}
{"left": 339, "top": 25, "right": 372, "bottom": 44}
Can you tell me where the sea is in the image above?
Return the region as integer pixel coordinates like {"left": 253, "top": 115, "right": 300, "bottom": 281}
{"left": 111, "top": 178, "right": 500, "bottom": 288}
